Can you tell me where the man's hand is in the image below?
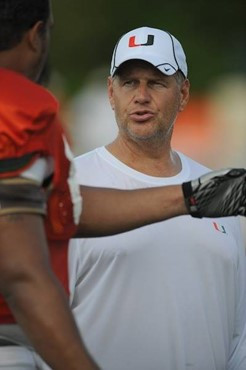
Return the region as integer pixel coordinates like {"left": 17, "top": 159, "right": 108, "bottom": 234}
{"left": 182, "top": 168, "right": 246, "bottom": 218}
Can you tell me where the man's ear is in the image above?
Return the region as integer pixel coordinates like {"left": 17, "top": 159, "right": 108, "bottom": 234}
{"left": 107, "top": 76, "right": 115, "bottom": 110}
{"left": 26, "top": 21, "right": 45, "bottom": 52}
{"left": 179, "top": 79, "right": 190, "bottom": 112}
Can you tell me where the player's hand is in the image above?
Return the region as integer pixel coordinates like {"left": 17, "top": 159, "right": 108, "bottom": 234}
{"left": 182, "top": 168, "right": 246, "bottom": 218}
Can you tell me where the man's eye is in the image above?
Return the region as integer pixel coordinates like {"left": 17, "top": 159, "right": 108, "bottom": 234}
{"left": 151, "top": 81, "right": 166, "bottom": 87}
{"left": 123, "top": 80, "right": 135, "bottom": 86}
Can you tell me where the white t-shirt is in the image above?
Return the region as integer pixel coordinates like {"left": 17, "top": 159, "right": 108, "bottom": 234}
{"left": 69, "top": 147, "right": 246, "bottom": 370}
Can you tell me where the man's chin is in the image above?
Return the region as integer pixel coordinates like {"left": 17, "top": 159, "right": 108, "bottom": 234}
{"left": 126, "top": 130, "right": 161, "bottom": 143}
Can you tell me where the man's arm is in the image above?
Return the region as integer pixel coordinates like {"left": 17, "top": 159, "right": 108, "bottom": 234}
{"left": 0, "top": 212, "right": 99, "bottom": 370}
{"left": 77, "top": 184, "right": 187, "bottom": 237}
{"left": 76, "top": 168, "right": 246, "bottom": 237}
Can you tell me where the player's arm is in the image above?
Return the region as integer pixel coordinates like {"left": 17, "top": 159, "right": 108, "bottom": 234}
{"left": 76, "top": 168, "right": 246, "bottom": 237}
{"left": 0, "top": 177, "right": 99, "bottom": 369}
{"left": 77, "top": 184, "right": 187, "bottom": 237}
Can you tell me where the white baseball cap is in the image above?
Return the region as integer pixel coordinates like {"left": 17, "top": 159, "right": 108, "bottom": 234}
{"left": 110, "top": 26, "right": 188, "bottom": 78}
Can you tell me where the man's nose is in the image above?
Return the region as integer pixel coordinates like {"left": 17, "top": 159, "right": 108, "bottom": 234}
{"left": 134, "top": 84, "right": 151, "bottom": 103}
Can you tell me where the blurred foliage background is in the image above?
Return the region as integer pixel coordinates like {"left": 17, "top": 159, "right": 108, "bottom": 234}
{"left": 51, "top": 0, "right": 245, "bottom": 96}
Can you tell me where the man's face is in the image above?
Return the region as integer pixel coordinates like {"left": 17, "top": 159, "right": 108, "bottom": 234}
{"left": 108, "top": 60, "right": 189, "bottom": 146}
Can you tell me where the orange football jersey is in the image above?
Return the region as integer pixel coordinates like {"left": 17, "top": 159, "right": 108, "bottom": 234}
{"left": 0, "top": 69, "right": 81, "bottom": 323}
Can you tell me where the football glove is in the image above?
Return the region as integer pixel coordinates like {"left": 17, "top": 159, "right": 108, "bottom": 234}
{"left": 182, "top": 168, "right": 246, "bottom": 218}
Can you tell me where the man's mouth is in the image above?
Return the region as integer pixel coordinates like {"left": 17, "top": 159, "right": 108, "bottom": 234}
{"left": 129, "top": 110, "right": 155, "bottom": 122}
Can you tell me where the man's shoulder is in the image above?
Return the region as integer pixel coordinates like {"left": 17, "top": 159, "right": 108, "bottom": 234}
{"left": 0, "top": 69, "right": 59, "bottom": 160}
{"left": 74, "top": 147, "right": 113, "bottom": 185}
{"left": 74, "top": 147, "right": 104, "bottom": 165}
{"left": 0, "top": 68, "right": 58, "bottom": 109}
{"left": 179, "top": 152, "right": 211, "bottom": 177}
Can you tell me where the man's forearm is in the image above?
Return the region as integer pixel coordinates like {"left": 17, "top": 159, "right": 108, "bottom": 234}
{"left": 77, "top": 168, "right": 246, "bottom": 238}
{"left": 4, "top": 268, "right": 98, "bottom": 370}
{"left": 0, "top": 214, "right": 99, "bottom": 370}
{"left": 77, "top": 184, "right": 186, "bottom": 237}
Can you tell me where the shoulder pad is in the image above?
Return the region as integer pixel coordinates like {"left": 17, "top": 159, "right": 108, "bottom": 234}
{"left": 0, "top": 69, "right": 59, "bottom": 158}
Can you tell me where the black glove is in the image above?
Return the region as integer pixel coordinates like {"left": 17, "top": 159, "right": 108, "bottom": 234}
{"left": 182, "top": 168, "right": 246, "bottom": 218}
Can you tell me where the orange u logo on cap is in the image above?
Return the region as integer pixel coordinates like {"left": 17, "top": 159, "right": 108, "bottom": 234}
{"left": 129, "top": 35, "right": 154, "bottom": 47}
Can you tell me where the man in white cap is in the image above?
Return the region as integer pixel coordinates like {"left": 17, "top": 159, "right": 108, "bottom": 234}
{"left": 69, "top": 27, "right": 246, "bottom": 370}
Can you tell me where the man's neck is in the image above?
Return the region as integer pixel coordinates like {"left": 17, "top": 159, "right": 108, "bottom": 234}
{"left": 106, "top": 137, "right": 182, "bottom": 178}
{"left": 0, "top": 45, "right": 31, "bottom": 81}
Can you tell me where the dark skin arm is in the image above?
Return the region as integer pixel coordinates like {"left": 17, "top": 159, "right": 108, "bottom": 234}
{"left": 76, "top": 184, "right": 187, "bottom": 237}
{"left": 0, "top": 213, "right": 99, "bottom": 370}
{"left": 0, "top": 183, "right": 186, "bottom": 369}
